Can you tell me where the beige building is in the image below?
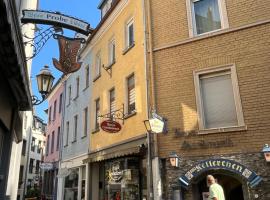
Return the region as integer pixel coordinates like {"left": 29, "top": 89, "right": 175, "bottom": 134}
{"left": 145, "top": 0, "right": 270, "bottom": 199}
{"left": 80, "top": 0, "right": 150, "bottom": 199}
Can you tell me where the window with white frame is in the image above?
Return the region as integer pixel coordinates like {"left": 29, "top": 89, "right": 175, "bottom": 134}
{"left": 127, "top": 74, "right": 135, "bottom": 114}
{"left": 85, "top": 65, "right": 89, "bottom": 88}
{"left": 188, "top": 0, "right": 228, "bottom": 36}
{"left": 75, "top": 77, "right": 80, "bottom": 98}
{"left": 109, "top": 88, "right": 116, "bottom": 115}
{"left": 194, "top": 65, "right": 244, "bottom": 130}
{"left": 73, "top": 115, "right": 78, "bottom": 142}
{"left": 95, "top": 98, "right": 100, "bottom": 130}
{"left": 65, "top": 121, "right": 69, "bottom": 146}
{"left": 68, "top": 85, "right": 72, "bottom": 105}
{"left": 126, "top": 19, "right": 134, "bottom": 48}
{"left": 95, "top": 52, "right": 101, "bottom": 78}
{"left": 83, "top": 107, "right": 88, "bottom": 137}
{"left": 108, "top": 39, "right": 116, "bottom": 65}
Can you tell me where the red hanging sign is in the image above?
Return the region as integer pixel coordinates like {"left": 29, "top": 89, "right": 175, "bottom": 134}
{"left": 101, "top": 120, "right": 122, "bottom": 133}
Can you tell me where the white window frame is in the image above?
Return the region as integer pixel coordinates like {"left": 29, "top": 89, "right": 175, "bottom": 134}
{"left": 125, "top": 18, "right": 134, "bottom": 48}
{"left": 186, "top": 0, "right": 229, "bottom": 37}
{"left": 193, "top": 64, "right": 245, "bottom": 134}
{"left": 108, "top": 38, "right": 116, "bottom": 65}
{"left": 95, "top": 52, "right": 101, "bottom": 78}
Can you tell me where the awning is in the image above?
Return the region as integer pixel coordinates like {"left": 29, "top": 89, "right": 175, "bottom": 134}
{"left": 83, "top": 134, "right": 147, "bottom": 163}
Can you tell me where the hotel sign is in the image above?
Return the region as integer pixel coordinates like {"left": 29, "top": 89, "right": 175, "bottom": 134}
{"left": 179, "top": 159, "right": 262, "bottom": 189}
{"left": 21, "top": 10, "right": 92, "bottom": 35}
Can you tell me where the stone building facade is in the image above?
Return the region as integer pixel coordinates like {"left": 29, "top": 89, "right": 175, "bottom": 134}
{"left": 145, "top": 0, "right": 270, "bottom": 199}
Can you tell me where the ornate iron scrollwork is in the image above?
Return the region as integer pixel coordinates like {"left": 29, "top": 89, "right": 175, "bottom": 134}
{"left": 22, "top": 25, "right": 63, "bottom": 61}
{"left": 98, "top": 104, "right": 126, "bottom": 124}
{"left": 31, "top": 95, "right": 46, "bottom": 106}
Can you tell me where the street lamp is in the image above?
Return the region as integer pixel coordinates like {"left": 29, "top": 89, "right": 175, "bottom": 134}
{"left": 262, "top": 144, "right": 270, "bottom": 162}
{"left": 32, "top": 65, "right": 55, "bottom": 106}
{"left": 143, "top": 120, "right": 154, "bottom": 200}
{"left": 169, "top": 152, "right": 180, "bottom": 168}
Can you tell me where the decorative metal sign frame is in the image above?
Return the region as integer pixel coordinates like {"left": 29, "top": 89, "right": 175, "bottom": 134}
{"left": 98, "top": 104, "right": 126, "bottom": 125}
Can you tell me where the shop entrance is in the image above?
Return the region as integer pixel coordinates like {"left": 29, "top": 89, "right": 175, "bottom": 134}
{"left": 192, "top": 171, "right": 244, "bottom": 200}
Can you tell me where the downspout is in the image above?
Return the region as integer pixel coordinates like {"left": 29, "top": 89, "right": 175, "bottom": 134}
{"left": 145, "top": 0, "right": 158, "bottom": 157}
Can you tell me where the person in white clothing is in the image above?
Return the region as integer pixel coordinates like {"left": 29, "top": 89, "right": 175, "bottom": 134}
{"left": 207, "top": 175, "right": 225, "bottom": 200}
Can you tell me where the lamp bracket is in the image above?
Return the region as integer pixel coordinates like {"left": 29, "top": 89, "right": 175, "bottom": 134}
{"left": 102, "top": 64, "right": 112, "bottom": 77}
{"left": 98, "top": 104, "right": 125, "bottom": 124}
{"left": 31, "top": 95, "right": 46, "bottom": 106}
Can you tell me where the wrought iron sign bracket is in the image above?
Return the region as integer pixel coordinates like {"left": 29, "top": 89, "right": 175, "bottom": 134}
{"left": 102, "top": 64, "right": 112, "bottom": 78}
{"left": 22, "top": 25, "right": 63, "bottom": 61}
{"left": 98, "top": 104, "right": 126, "bottom": 124}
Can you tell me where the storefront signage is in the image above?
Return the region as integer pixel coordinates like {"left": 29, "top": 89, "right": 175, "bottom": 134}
{"left": 53, "top": 34, "right": 84, "bottom": 74}
{"left": 179, "top": 159, "right": 262, "bottom": 189}
{"left": 181, "top": 137, "right": 234, "bottom": 150}
{"left": 40, "top": 162, "right": 53, "bottom": 170}
{"left": 149, "top": 112, "right": 167, "bottom": 134}
{"left": 21, "top": 10, "right": 92, "bottom": 35}
{"left": 101, "top": 120, "right": 122, "bottom": 133}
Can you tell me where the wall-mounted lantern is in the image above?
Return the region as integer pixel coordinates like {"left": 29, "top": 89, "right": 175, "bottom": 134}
{"left": 169, "top": 152, "right": 180, "bottom": 167}
{"left": 32, "top": 65, "right": 55, "bottom": 106}
{"left": 262, "top": 144, "right": 270, "bottom": 162}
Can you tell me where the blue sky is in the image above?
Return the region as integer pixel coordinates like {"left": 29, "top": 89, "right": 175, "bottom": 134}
{"left": 31, "top": 0, "right": 100, "bottom": 122}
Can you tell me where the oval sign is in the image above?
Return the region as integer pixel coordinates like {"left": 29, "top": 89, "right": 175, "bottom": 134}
{"left": 101, "top": 120, "right": 121, "bottom": 133}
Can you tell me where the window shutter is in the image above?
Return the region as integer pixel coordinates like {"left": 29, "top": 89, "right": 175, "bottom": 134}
{"left": 200, "top": 73, "right": 238, "bottom": 129}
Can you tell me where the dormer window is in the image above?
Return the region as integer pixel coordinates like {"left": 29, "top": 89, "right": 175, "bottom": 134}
{"left": 99, "top": 0, "right": 115, "bottom": 18}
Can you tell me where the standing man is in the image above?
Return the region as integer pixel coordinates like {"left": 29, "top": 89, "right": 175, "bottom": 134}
{"left": 207, "top": 175, "right": 225, "bottom": 200}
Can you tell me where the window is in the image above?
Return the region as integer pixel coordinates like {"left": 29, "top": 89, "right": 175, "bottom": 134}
{"left": 73, "top": 115, "right": 78, "bottom": 142}
{"left": 194, "top": 65, "right": 244, "bottom": 131}
{"left": 57, "top": 126, "right": 60, "bottom": 150}
{"left": 22, "top": 139, "right": 27, "bottom": 156}
{"left": 108, "top": 39, "right": 116, "bottom": 65}
{"left": 37, "top": 141, "right": 42, "bottom": 154}
{"left": 83, "top": 107, "right": 88, "bottom": 137}
{"left": 68, "top": 86, "right": 72, "bottom": 105}
{"left": 48, "top": 106, "right": 52, "bottom": 123}
{"left": 75, "top": 77, "right": 80, "bottom": 98}
{"left": 51, "top": 131, "right": 54, "bottom": 153}
{"left": 59, "top": 93, "right": 63, "bottom": 113}
{"left": 53, "top": 100, "right": 57, "bottom": 120}
{"left": 29, "top": 159, "right": 34, "bottom": 173}
{"left": 95, "top": 98, "right": 100, "bottom": 130}
{"left": 127, "top": 74, "right": 135, "bottom": 114}
{"left": 126, "top": 19, "right": 134, "bottom": 48}
{"left": 85, "top": 66, "right": 89, "bottom": 88}
{"left": 109, "top": 88, "right": 116, "bottom": 115}
{"left": 31, "top": 137, "right": 36, "bottom": 152}
{"left": 35, "top": 160, "right": 40, "bottom": 174}
{"left": 95, "top": 52, "right": 101, "bottom": 78}
{"left": 46, "top": 135, "right": 50, "bottom": 156}
{"left": 24, "top": 115, "right": 27, "bottom": 129}
{"left": 189, "top": 0, "right": 228, "bottom": 36}
{"left": 65, "top": 121, "right": 69, "bottom": 146}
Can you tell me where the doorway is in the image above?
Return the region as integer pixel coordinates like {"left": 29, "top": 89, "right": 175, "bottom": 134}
{"left": 192, "top": 172, "right": 244, "bottom": 200}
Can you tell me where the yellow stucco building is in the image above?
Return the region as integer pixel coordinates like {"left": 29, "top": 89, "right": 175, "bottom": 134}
{"left": 80, "top": 0, "right": 149, "bottom": 199}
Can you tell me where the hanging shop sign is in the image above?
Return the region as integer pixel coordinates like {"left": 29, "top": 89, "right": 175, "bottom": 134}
{"left": 101, "top": 120, "right": 122, "bottom": 133}
{"left": 149, "top": 112, "right": 167, "bottom": 134}
{"left": 40, "top": 162, "right": 53, "bottom": 170}
{"left": 53, "top": 34, "right": 84, "bottom": 74}
{"left": 21, "top": 10, "right": 92, "bottom": 35}
{"left": 179, "top": 158, "right": 262, "bottom": 189}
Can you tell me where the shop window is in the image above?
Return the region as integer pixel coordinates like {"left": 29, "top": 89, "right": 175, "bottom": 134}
{"left": 81, "top": 166, "right": 86, "bottom": 199}
{"left": 194, "top": 65, "right": 245, "bottom": 131}
{"left": 64, "top": 168, "right": 79, "bottom": 200}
